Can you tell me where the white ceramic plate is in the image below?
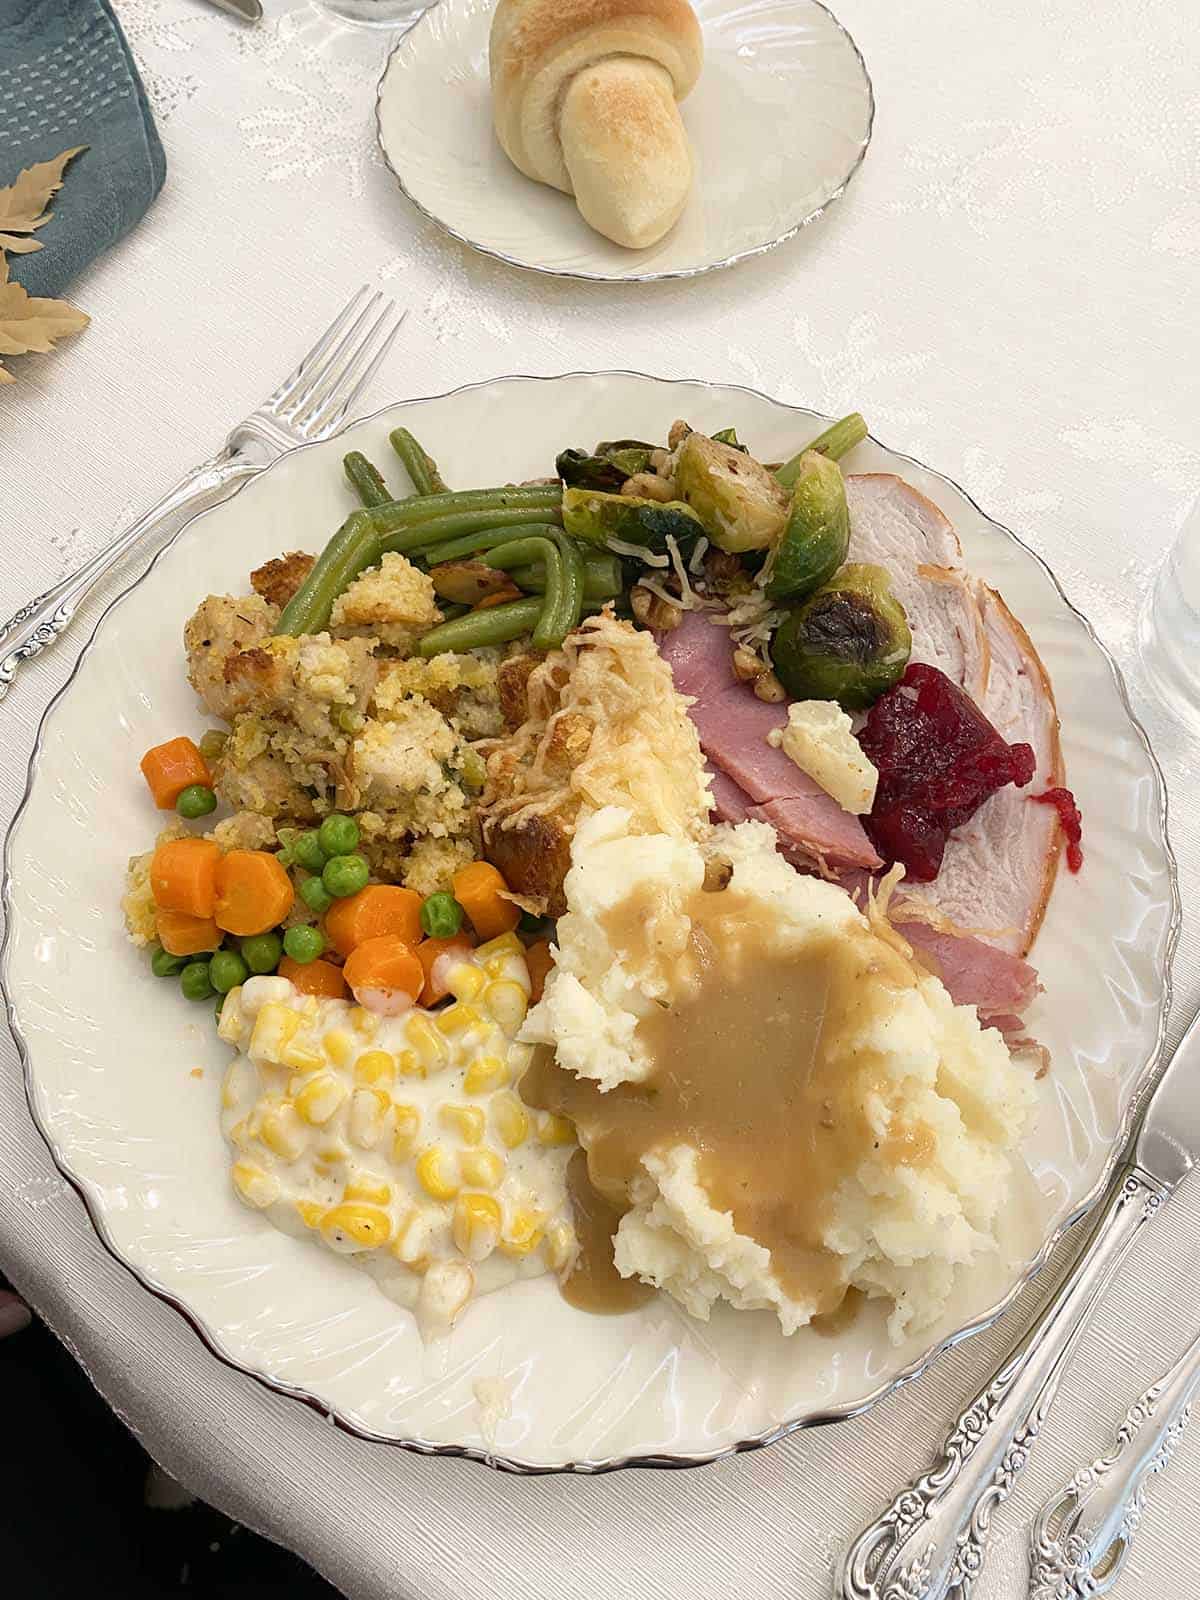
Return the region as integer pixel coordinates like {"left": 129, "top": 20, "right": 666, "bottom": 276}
{"left": 375, "top": 0, "right": 873, "bottom": 281}
{"left": 3, "top": 374, "right": 1178, "bottom": 1473}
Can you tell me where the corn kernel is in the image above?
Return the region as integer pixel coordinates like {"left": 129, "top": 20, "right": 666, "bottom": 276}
{"left": 482, "top": 955, "right": 513, "bottom": 981}
{"left": 405, "top": 1014, "right": 449, "bottom": 1071}
{"left": 217, "top": 990, "right": 244, "bottom": 1044}
{"left": 349, "top": 1087, "right": 389, "bottom": 1150}
{"left": 295, "top": 1072, "right": 347, "bottom": 1126}
{"left": 484, "top": 980, "right": 527, "bottom": 1035}
{"left": 221, "top": 1063, "right": 240, "bottom": 1111}
{"left": 416, "top": 1146, "right": 459, "bottom": 1201}
{"left": 446, "top": 962, "right": 485, "bottom": 1002}
{"left": 351, "top": 1005, "right": 379, "bottom": 1038}
{"left": 232, "top": 1162, "right": 280, "bottom": 1210}
{"left": 499, "top": 1209, "right": 545, "bottom": 1258}
{"left": 418, "top": 1259, "right": 475, "bottom": 1328}
{"left": 474, "top": 932, "right": 522, "bottom": 964}
{"left": 391, "top": 1207, "right": 439, "bottom": 1267}
{"left": 439, "top": 1103, "right": 485, "bottom": 1145}
{"left": 354, "top": 1049, "right": 395, "bottom": 1087}
{"left": 320, "top": 1203, "right": 391, "bottom": 1251}
{"left": 227, "top": 1117, "right": 253, "bottom": 1151}
{"left": 453, "top": 1193, "right": 502, "bottom": 1261}
{"left": 280, "top": 1038, "right": 326, "bottom": 1074}
{"left": 249, "top": 1002, "right": 300, "bottom": 1064}
{"left": 543, "top": 1222, "right": 576, "bottom": 1273}
{"left": 391, "top": 1104, "right": 421, "bottom": 1161}
{"left": 536, "top": 1111, "right": 575, "bottom": 1147}
{"left": 324, "top": 1028, "right": 354, "bottom": 1068}
{"left": 259, "top": 1098, "right": 307, "bottom": 1161}
{"left": 344, "top": 1172, "right": 392, "bottom": 1205}
{"left": 395, "top": 1048, "right": 425, "bottom": 1079}
{"left": 295, "top": 1200, "right": 325, "bottom": 1229}
{"left": 459, "top": 1148, "right": 504, "bottom": 1189}
{"left": 436, "top": 1002, "right": 481, "bottom": 1037}
{"left": 316, "top": 1139, "right": 348, "bottom": 1165}
{"left": 491, "top": 1092, "right": 529, "bottom": 1149}
{"left": 463, "top": 1054, "right": 510, "bottom": 1095}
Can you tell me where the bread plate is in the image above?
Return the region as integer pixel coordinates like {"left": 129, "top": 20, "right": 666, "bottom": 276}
{"left": 375, "top": 0, "right": 874, "bottom": 282}
{"left": 3, "top": 372, "right": 1177, "bottom": 1472}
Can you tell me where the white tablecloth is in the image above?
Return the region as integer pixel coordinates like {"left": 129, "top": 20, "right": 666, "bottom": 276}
{"left": 3, "top": 1, "right": 1199, "bottom": 1595}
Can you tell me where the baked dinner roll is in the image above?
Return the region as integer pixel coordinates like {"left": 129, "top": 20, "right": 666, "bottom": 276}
{"left": 489, "top": 0, "right": 703, "bottom": 249}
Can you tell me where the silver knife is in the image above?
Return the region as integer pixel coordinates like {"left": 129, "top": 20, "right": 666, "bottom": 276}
{"left": 197, "top": 0, "right": 263, "bottom": 21}
{"left": 839, "top": 1002, "right": 1200, "bottom": 1600}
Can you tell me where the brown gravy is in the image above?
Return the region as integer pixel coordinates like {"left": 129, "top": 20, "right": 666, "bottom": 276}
{"left": 522, "top": 881, "right": 934, "bottom": 1319}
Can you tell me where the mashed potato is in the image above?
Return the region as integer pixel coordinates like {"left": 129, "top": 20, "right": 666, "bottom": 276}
{"left": 522, "top": 807, "right": 1037, "bottom": 1341}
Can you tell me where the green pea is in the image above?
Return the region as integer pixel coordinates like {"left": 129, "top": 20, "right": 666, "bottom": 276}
{"left": 518, "top": 911, "right": 549, "bottom": 937}
{"left": 177, "top": 784, "right": 217, "bottom": 819}
{"left": 180, "top": 961, "right": 215, "bottom": 1002}
{"left": 322, "top": 853, "right": 369, "bottom": 899}
{"left": 299, "top": 874, "right": 333, "bottom": 916}
{"left": 420, "top": 892, "right": 464, "bottom": 940}
{"left": 318, "top": 813, "right": 360, "bottom": 857}
{"left": 198, "top": 729, "right": 228, "bottom": 761}
{"left": 149, "top": 943, "right": 185, "bottom": 978}
{"left": 292, "top": 830, "right": 326, "bottom": 873}
{"left": 209, "top": 949, "right": 250, "bottom": 994}
{"left": 240, "top": 931, "right": 283, "bottom": 974}
{"left": 334, "top": 707, "right": 364, "bottom": 734}
{"left": 283, "top": 925, "right": 325, "bottom": 965}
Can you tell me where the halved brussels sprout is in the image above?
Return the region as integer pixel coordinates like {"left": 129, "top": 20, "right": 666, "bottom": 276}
{"left": 556, "top": 440, "right": 657, "bottom": 493}
{"left": 561, "top": 486, "right": 704, "bottom": 552}
{"left": 770, "top": 563, "right": 912, "bottom": 711}
{"left": 672, "top": 430, "right": 788, "bottom": 553}
{"left": 765, "top": 450, "right": 850, "bottom": 602}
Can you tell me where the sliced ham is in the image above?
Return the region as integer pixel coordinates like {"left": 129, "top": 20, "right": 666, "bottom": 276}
{"left": 896, "top": 919, "right": 1040, "bottom": 1019}
{"left": 660, "top": 614, "right": 882, "bottom": 871}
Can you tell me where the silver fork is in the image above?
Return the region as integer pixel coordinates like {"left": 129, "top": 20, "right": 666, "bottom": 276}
{"left": 0, "top": 285, "right": 406, "bottom": 701}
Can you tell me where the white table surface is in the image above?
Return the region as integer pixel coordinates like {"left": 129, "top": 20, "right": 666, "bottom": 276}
{"left": 3, "top": 1, "right": 1199, "bottom": 1596}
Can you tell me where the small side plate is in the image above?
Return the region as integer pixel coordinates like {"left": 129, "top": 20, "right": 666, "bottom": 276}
{"left": 375, "top": 0, "right": 874, "bottom": 282}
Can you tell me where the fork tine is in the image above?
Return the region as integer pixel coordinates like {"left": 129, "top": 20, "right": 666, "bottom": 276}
{"left": 277, "top": 290, "right": 384, "bottom": 426}
{"left": 263, "top": 286, "right": 372, "bottom": 411}
{"left": 306, "top": 306, "right": 408, "bottom": 440}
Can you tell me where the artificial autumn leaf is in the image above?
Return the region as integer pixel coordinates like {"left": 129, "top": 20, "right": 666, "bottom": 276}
{"left": 0, "top": 252, "right": 88, "bottom": 385}
{"left": 0, "top": 146, "right": 87, "bottom": 256}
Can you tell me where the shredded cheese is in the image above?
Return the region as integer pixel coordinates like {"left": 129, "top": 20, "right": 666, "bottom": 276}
{"left": 605, "top": 536, "right": 669, "bottom": 567}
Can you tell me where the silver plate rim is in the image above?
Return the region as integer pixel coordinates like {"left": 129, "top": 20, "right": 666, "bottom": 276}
{"left": 1, "top": 368, "right": 1181, "bottom": 1476}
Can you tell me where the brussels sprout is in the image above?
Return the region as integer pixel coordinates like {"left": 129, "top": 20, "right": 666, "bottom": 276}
{"left": 556, "top": 440, "right": 657, "bottom": 492}
{"left": 561, "top": 486, "right": 704, "bottom": 552}
{"left": 765, "top": 451, "right": 850, "bottom": 602}
{"left": 770, "top": 563, "right": 912, "bottom": 711}
{"left": 672, "top": 430, "right": 789, "bottom": 553}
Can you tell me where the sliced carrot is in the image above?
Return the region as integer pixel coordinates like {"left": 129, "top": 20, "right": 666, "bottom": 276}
{"left": 156, "top": 907, "right": 222, "bottom": 957}
{"left": 279, "top": 955, "right": 348, "bottom": 1000}
{"left": 343, "top": 935, "right": 424, "bottom": 1010}
{"left": 151, "top": 837, "right": 221, "bottom": 918}
{"left": 452, "top": 860, "right": 521, "bottom": 941}
{"left": 416, "top": 933, "right": 475, "bottom": 1006}
{"left": 214, "top": 850, "right": 295, "bottom": 937}
{"left": 523, "top": 938, "right": 555, "bottom": 1004}
{"left": 140, "top": 736, "right": 211, "bottom": 809}
{"left": 323, "top": 884, "right": 423, "bottom": 958}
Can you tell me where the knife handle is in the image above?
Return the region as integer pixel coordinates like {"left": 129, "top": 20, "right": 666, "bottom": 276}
{"left": 1029, "top": 1321, "right": 1200, "bottom": 1598}
{"left": 838, "top": 1168, "right": 1168, "bottom": 1600}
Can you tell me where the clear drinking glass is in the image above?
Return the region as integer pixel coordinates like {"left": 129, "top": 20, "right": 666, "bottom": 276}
{"left": 1139, "top": 498, "right": 1200, "bottom": 727}
{"left": 314, "top": 0, "right": 430, "bottom": 27}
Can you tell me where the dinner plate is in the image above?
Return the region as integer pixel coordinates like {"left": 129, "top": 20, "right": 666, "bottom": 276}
{"left": 374, "top": 0, "right": 873, "bottom": 281}
{"left": 3, "top": 373, "right": 1178, "bottom": 1473}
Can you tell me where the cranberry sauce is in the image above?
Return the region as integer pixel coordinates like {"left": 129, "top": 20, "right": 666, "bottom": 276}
{"left": 1031, "top": 787, "right": 1083, "bottom": 872}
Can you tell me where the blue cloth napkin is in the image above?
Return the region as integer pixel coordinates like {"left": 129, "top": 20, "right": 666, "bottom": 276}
{"left": 0, "top": 0, "right": 165, "bottom": 299}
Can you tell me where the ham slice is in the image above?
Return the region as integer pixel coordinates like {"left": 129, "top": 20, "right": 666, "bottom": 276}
{"left": 896, "top": 920, "right": 1040, "bottom": 1019}
{"left": 660, "top": 614, "right": 882, "bottom": 871}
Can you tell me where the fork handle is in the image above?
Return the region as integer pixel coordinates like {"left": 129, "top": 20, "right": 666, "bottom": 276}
{"left": 0, "top": 450, "right": 256, "bottom": 702}
{"left": 1029, "top": 1322, "right": 1200, "bottom": 1597}
{"left": 838, "top": 1168, "right": 1168, "bottom": 1600}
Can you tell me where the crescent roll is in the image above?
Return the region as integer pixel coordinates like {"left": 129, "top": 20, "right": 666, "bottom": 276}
{"left": 490, "top": 0, "right": 703, "bottom": 250}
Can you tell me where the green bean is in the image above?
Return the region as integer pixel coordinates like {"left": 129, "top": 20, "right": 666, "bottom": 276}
{"left": 481, "top": 537, "right": 565, "bottom": 650}
{"left": 554, "top": 531, "right": 585, "bottom": 641}
{"left": 382, "top": 510, "right": 562, "bottom": 561}
{"left": 417, "top": 597, "right": 545, "bottom": 657}
{"left": 275, "top": 488, "right": 561, "bottom": 636}
{"left": 776, "top": 413, "right": 867, "bottom": 488}
{"left": 507, "top": 550, "right": 623, "bottom": 601}
{"left": 418, "top": 521, "right": 563, "bottom": 568}
{"left": 343, "top": 451, "right": 392, "bottom": 508}
{"left": 390, "top": 427, "right": 449, "bottom": 496}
